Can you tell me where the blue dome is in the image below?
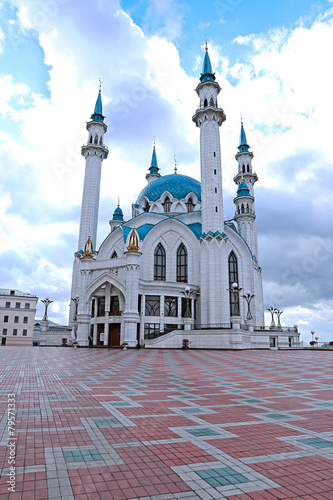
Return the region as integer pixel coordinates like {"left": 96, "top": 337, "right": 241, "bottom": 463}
{"left": 112, "top": 206, "right": 124, "bottom": 221}
{"left": 237, "top": 181, "right": 250, "bottom": 197}
{"left": 136, "top": 174, "right": 201, "bottom": 205}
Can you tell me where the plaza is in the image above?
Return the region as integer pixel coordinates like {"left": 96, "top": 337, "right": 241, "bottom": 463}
{"left": 0, "top": 348, "right": 333, "bottom": 500}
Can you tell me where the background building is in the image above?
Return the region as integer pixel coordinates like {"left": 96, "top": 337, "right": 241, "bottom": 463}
{"left": 0, "top": 289, "right": 38, "bottom": 346}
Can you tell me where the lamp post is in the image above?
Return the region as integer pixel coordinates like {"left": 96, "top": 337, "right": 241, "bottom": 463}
{"left": 267, "top": 306, "right": 276, "bottom": 328}
{"left": 71, "top": 295, "right": 80, "bottom": 322}
{"left": 182, "top": 286, "right": 193, "bottom": 318}
{"left": 274, "top": 309, "right": 283, "bottom": 329}
{"left": 227, "top": 283, "right": 242, "bottom": 316}
{"left": 242, "top": 291, "right": 254, "bottom": 320}
{"left": 311, "top": 330, "right": 315, "bottom": 343}
{"left": 41, "top": 297, "right": 53, "bottom": 321}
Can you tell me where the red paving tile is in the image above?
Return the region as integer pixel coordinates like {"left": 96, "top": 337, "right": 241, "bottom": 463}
{"left": 0, "top": 348, "right": 333, "bottom": 499}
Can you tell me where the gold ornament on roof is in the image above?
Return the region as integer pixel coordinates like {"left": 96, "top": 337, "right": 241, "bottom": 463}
{"left": 99, "top": 77, "right": 102, "bottom": 95}
{"left": 174, "top": 154, "right": 177, "bottom": 174}
{"left": 127, "top": 223, "right": 139, "bottom": 252}
{"left": 83, "top": 231, "right": 94, "bottom": 258}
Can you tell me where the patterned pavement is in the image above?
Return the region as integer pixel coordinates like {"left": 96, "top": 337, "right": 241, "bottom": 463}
{"left": 0, "top": 348, "right": 333, "bottom": 500}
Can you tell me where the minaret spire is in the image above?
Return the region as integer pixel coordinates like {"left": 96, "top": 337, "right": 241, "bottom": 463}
{"left": 146, "top": 138, "right": 161, "bottom": 184}
{"left": 77, "top": 83, "right": 109, "bottom": 251}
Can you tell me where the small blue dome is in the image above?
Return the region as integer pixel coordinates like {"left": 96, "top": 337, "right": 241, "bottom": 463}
{"left": 136, "top": 174, "right": 201, "bottom": 205}
{"left": 237, "top": 181, "right": 250, "bottom": 197}
{"left": 113, "top": 206, "right": 124, "bottom": 221}
{"left": 91, "top": 92, "right": 105, "bottom": 123}
{"left": 200, "top": 51, "right": 215, "bottom": 83}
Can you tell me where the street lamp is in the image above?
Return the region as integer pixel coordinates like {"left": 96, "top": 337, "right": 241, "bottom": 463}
{"left": 274, "top": 309, "right": 283, "bottom": 329}
{"left": 267, "top": 306, "right": 276, "bottom": 328}
{"left": 71, "top": 294, "right": 80, "bottom": 321}
{"left": 41, "top": 297, "right": 53, "bottom": 321}
{"left": 182, "top": 286, "right": 193, "bottom": 318}
{"left": 227, "top": 283, "right": 242, "bottom": 316}
{"left": 242, "top": 291, "right": 254, "bottom": 320}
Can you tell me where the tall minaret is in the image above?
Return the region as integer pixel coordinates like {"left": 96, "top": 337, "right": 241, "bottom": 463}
{"left": 78, "top": 83, "right": 109, "bottom": 251}
{"left": 233, "top": 120, "right": 259, "bottom": 258}
{"left": 192, "top": 42, "right": 226, "bottom": 234}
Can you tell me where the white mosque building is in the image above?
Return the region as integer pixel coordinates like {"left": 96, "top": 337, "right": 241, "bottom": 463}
{"left": 68, "top": 45, "right": 300, "bottom": 349}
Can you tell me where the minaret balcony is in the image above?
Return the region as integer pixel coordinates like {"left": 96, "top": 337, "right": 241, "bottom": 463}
{"left": 81, "top": 143, "right": 109, "bottom": 158}
{"left": 192, "top": 106, "right": 226, "bottom": 127}
{"left": 233, "top": 171, "right": 258, "bottom": 184}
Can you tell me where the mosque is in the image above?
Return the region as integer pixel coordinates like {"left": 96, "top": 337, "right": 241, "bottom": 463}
{"left": 68, "top": 45, "right": 300, "bottom": 349}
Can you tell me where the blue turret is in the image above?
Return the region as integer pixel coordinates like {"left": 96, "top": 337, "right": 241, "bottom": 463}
{"left": 91, "top": 89, "right": 105, "bottom": 123}
{"left": 200, "top": 43, "right": 215, "bottom": 83}
{"left": 237, "top": 181, "right": 251, "bottom": 197}
{"left": 149, "top": 145, "right": 159, "bottom": 175}
{"left": 238, "top": 120, "right": 249, "bottom": 152}
{"left": 112, "top": 205, "right": 124, "bottom": 221}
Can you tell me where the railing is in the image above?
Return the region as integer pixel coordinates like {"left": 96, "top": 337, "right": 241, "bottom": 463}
{"left": 308, "top": 342, "right": 333, "bottom": 348}
{"left": 254, "top": 326, "right": 298, "bottom": 333}
{"left": 194, "top": 323, "right": 231, "bottom": 330}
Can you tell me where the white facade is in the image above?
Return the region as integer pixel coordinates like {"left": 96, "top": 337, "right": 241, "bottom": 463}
{"left": 0, "top": 289, "right": 38, "bottom": 346}
{"left": 67, "top": 47, "right": 300, "bottom": 350}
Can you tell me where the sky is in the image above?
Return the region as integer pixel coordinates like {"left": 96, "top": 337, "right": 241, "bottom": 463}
{"left": 0, "top": 0, "right": 332, "bottom": 343}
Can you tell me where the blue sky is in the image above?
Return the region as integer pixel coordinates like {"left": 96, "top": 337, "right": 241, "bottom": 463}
{"left": 0, "top": 0, "right": 332, "bottom": 342}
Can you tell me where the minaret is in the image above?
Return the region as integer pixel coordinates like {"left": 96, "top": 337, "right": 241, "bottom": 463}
{"left": 146, "top": 139, "right": 161, "bottom": 184}
{"left": 233, "top": 120, "right": 259, "bottom": 258}
{"left": 192, "top": 42, "right": 226, "bottom": 234}
{"left": 78, "top": 83, "right": 109, "bottom": 251}
{"left": 234, "top": 119, "right": 258, "bottom": 196}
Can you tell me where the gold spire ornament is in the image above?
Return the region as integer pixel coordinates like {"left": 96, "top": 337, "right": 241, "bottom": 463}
{"left": 205, "top": 34, "right": 208, "bottom": 52}
{"left": 174, "top": 154, "right": 177, "bottom": 174}
{"left": 83, "top": 230, "right": 94, "bottom": 258}
{"left": 127, "top": 223, "right": 139, "bottom": 252}
{"left": 99, "top": 77, "right": 102, "bottom": 95}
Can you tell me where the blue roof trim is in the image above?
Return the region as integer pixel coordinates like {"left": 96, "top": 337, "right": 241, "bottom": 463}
{"left": 122, "top": 224, "right": 155, "bottom": 243}
{"left": 201, "top": 230, "right": 227, "bottom": 239}
{"left": 136, "top": 174, "right": 201, "bottom": 205}
{"left": 187, "top": 223, "right": 202, "bottom": 238}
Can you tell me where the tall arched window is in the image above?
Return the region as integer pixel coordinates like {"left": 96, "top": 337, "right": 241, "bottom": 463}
{"left": 241, "top": 204, "right": 244, "bottom": 213}
{"left": 154, "top": 243, "right": 166, "bottom": 280}
{"left": 247, "top": 164, "right": 250, "bottom": 172}
{"left": 111, "top": 251, "right": 118, "bottom": 259}
{"left": 242, "top": 164, "right": 245, "bottom": 173}
{"left": 209, "top": 97, "right": 214, "bottom": 106}
{"left": 186, "top": 198, "right": 194, "bottom": 212}
{"left": 204, "top": 98, "right": 208, "bottom": 107}
{"left": 177, "top": 244, "right": 188, "bottom": 282}
{"left": 163, "top": 197, "right": 171, "bottom": 213}
{"left": 228, "top": 251, "right": 239, "bottom": 316}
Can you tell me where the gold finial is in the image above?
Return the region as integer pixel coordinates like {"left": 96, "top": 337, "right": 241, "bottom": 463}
{"left": 98, "top": 78, "right": 102, "bottom": 95}
{"left": 241, "top": 171, "right": 244, "bottom": 182}
{"left": 127, "top": 222, "right": 139, "bottom": 252}
{"left": 83, "top": 229, "right": 94, "bottom": 258}
{"left": 174, "top": 154, "right": 177, "bottom": 174}
{"left": 153, "top": 136, "right": 156, "bottom": 150}
{"left": 117, "top": 196, "right": 120, "bottom": 208}
{"left": 205, "top": 34, "right": 208, "bottom": 53}
{"left": 241, "top": 112, "right": 243, "bottom": 127}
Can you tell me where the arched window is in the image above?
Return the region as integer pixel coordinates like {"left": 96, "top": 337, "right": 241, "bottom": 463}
{"left": 163, "top": 197, "right": 171, "bottom": 213}
{"left": 242, "top": 165, "right": 245, "bottom": 173}
{"left": 228, "top": 251, "right": 239, "bottom": 316}
{"left": 89, "top": 136, "right": 93, "bottom": 144}
{"left": 177, "top": 244, "right": 188, "bottom": 283}
{"left": 204, "top": 98, "right": 208, "bottom": 107}
{"left": 94, "top": 135, "right": 98, "bottom": 145}
{"left": 241, "top": 204, "right": 244, "bottom": 213}
{"left": 143, "top": 201, "right": 149, "bottom": 212}
{"left": 209, "top": 97, "right": 214, "bottom": 106}
{"left": 215, "top": 206, "right": 218, "bottom": 212}
{"left": 246, "top": 204, "right": 249, "bottom": 213}
{"left": 154, "top": 243, "right": 166, "bottom": 281}
{"left": 111, "top": 251, "right": 118, "bottom": 259}
{"left": 100, "top": 136, "right": 103, "bottom": 145}
{"left": 186, "top": 198, "right": 194, "bottom": 212}
{"left": 213, "top": 152, "right": 216, "bottom": 157}
{"left": 247, "top": 164, "right": 250, "bottom": 172}
{"left": 215, "top": 187, "right": 217, "bottom": 193}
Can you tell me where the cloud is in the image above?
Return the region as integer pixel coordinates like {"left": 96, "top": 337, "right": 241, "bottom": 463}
{"left": 0, "top": 1, "right": 332, "bottom": 340}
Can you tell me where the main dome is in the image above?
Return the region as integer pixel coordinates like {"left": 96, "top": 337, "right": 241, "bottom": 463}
{"left": 136, "top": 174, "right": 201, "bottom": 205}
